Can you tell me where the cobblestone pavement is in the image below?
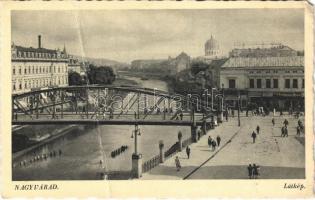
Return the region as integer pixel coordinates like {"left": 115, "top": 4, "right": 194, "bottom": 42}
{"left": 141, "top": 114, "right": 305, "bottom": 180}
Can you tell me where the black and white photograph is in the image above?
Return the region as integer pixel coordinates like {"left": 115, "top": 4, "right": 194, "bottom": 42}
{"left": 10, "top": 8, "right": 306, "bottom": 182}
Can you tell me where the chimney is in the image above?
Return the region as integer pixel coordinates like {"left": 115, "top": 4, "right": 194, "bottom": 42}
{"left": 38, "top": 35, "right": 41, "bottom": 48}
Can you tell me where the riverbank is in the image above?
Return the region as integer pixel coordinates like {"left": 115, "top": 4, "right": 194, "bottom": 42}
{"left": 13, "top": 125, "right": 80, "bottom": 161}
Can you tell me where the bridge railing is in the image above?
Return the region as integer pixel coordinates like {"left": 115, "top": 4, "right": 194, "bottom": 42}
{"left": 142, "top": 154, "right": 161, "bottom": 173}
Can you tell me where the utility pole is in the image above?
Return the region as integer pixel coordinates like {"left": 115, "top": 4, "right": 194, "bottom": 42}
{"left": 238, "top": 90, "right": 241, "bottom": 127}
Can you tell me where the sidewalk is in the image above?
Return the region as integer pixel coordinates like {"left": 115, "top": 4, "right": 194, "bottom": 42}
{"left": 140, "top": 118, "right": 243, "bottom": 180}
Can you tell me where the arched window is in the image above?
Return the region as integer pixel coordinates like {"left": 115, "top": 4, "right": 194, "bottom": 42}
{"left": 24, "top": 68, "right": 27, "bottom": 74}
{"left": 13, "top": 83, "right": 16, "bottom": 91}
{"left": 28, "top": 66, "right": 31, "bottom": 74}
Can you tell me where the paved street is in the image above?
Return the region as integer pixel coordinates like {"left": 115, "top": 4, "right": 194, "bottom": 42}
{"left": 141, "top": 114, "right": 305, "bottom": 180}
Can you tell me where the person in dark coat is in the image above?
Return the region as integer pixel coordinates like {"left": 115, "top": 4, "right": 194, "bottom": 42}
{"left": 208, "top": 136, "right": 212, "bottom": 148}
{"left": 247, "top": 164, "right": 253, "bottom": 179}
{"left": 211, "top": 140, "right": 217, "bottom": 151}
{"left": 256, "top": 125, "right": 260, "bottom": 134}
{"left": 281, "top": 126, "right": 285, "bottom": 137}
{"left": 285, "top": 126, "right": 288, "bottom": 137}
{"left": 283, "top": 119, "right": 289, "bottom": 127}
{"left": 296, "top": 126, "right": 301, "bottom": 136}
{"left": 216, "top": 135, "right": 221, "bottom": 147}
{"left": 272, "top": 118, "right": 275, "bottom": 126}
{"left": 252, "top": 164, "right": 260, "bottom": 179}
{"left": 197, "top": 129, "right": 202, "bottom": 140}
{"left": 251, "top": 131, "right": 257, "bottom": 143}
{"left": 186, "top": 146, "right": 191, "bottom": 159}
{"left": 179, "top": 112, "right": 183, "bottom": 120}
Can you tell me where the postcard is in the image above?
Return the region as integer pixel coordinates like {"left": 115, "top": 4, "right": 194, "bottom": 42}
{"left": 0, "top": 1, "right": 313, "bottom": 198}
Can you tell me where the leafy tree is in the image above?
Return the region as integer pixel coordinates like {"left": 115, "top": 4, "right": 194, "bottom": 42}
{"left": 87, "top": 64, "right": 116, "bottom": 84}
{"left": 68, "top": 71, "right": 84, "bottom": 85}
{"left": 190, "top": 61, "right": 209, "bottom": 75}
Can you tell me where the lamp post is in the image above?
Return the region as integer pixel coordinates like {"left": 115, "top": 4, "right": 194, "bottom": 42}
{"left": 221, "top": 84, "right": 224, "bottom": 122}
{"left": 131, "top": 124, "right": 142, "bottom": 178}
{"left": 215, "top": 94, "right": 223, "bottom": 123}
{"left": 211, "top": 87, "right": 217, "bottom": 111}
{"left": 237, "top": 91, "right": 241, "bottom": 127}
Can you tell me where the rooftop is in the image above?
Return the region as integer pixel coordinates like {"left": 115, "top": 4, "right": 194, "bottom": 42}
{"left": 221, "top": 56, "right": 304, "bottom": 68}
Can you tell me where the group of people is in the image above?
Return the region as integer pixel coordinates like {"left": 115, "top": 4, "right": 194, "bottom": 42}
{"left": 247, "top": 164, "right": 260, "bottom": 179}
{"left": 208, "top": 135, "right": 221, "bottom": 151}
{"left": 14, "top": 149, "right": 62, "bottom": 168}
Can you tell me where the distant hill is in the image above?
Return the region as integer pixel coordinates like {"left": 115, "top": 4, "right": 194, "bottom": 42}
{"left": 72, "top": 55, "right": 130, "bottom": 69}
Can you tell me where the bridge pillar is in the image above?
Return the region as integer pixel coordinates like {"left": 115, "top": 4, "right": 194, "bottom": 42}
{"left": 132, "top": 153, "right": 142, "bottom": 178}
{"left": 191, "top": 124, "right": 198, "bottom": 143}
{"left": 159, "top": 140, "right": 165, "bottom": 163}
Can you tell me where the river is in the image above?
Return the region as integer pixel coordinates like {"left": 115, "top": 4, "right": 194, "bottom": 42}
{"left": 12, "top": 76, "right": 191, "bottom": 180}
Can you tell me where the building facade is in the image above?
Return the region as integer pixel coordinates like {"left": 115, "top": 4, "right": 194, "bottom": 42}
{"left": 220, "top": 55, "right": 304, "bottom": 111}
{"left": 11, "top": 35, "right": 69, "bottom": 95}
{"left": 130, "top": 52, "right": 190, "bottom": 75}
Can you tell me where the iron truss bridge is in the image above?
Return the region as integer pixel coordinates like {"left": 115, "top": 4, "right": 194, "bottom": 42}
{"left": 12, "top": 85, "right": 220, "bottom": 126}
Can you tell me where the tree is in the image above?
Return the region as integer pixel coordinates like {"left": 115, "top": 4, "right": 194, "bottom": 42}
{"left": 68, "top": 71, "right": 84, "bottom": 85}
{"left": 87, "top": 64, "right": 116, "bottom": 84}
{"left": 190, "top": 61, "right": 209, "bottom": 75}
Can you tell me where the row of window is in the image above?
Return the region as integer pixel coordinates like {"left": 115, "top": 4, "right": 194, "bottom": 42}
{"left": 15, "top": 51, "right": 62, "bottom": 59}
{"left": 227, "top": 78, "right": 305, "bottom": 89}
{"left": 13, "top": 65, "right": 67, "bottom": 75}
{"left": 249, "top": 70, "right": 304, "bottom": 74}
{"left": 248, "top": 78, "right": 304, "bottom": 89}
{"left": 13, "top": 76, "right": 68, "bottom": 91}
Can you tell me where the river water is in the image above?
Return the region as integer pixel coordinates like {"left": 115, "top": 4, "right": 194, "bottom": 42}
{"left": 12, "top": 77, "right": 191, "bottom": 180}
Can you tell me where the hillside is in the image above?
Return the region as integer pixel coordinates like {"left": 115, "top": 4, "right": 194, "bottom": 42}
{"left": 72, "top": 55, "right": 130, "bottom": 69}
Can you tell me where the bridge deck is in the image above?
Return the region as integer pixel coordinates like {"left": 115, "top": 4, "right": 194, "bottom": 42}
{"left": 12, "top": 119, "right": 205, "bottom": 126}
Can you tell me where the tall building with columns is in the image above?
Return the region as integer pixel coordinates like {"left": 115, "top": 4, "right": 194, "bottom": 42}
{"left": 11, "top": 35, "right": 69, "bottom": 95}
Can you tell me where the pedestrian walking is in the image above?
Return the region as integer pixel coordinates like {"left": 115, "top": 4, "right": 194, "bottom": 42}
{"left": 211, "top": 140, "right": 217, "bottom": 151}
{"left": 283, "top": 119, "right": 289, "bottom": 127}
{"left": 216, "top": 135, "right": 221, "bottom": 147}
{"left": 247, "top": 164, "right": 253, "bottom": 179}
{"left": 296, "top": 126, "right": 301, "bottom": 136}
{"left": 197, "top": 129, "right": 202, "bottom": 140}
{"left": 251, "top": 131, "right": 257, "bottom": 143}
{"left": 186, "top": 146, "right": 191, "bottom": 159}
{"left": 252, "top": 164, "right": 258, "bottom": 179}
{"left": 180, "top": 112, "right": 183, "bottom": 120}
{"left": 208, "top": 136, "right": 212, "bottom": 148}
{"left": 256, "top": 125, "right": 260, "bottom": 134}
{"left": 285, "top": 126, "right": 288, "bottom": 137}
{"left": 272, "top": 118, "right": 275, "bottom": 126}
{"left": 175, "top": 156, "right": 181, "bottom": 171}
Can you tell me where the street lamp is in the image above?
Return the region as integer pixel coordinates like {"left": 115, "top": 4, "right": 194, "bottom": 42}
{"left": 237, "top": 91, "right": 241, "bottom": 127}
{"left": 211, "top": 88, "right": 217, "bottom": 111}
{"left": 131, "top": 124, "right": 141, "bottom": 154}
{"left": 215, "top": 94, "right": 224, "bottom": 123}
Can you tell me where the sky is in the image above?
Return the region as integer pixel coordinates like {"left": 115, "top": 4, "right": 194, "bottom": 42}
{"left": 12, "top": 9, "right": 304, "bottom": 63}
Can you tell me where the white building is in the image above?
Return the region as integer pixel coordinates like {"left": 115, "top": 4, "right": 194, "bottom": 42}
{"left": 11, "top": 35, "right": 69, "bottom": 95}
{"left": 220, "top": 55, "right": 304, "bottom": 110}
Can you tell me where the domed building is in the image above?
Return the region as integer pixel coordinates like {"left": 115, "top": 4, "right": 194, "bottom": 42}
{"left": 205, "top": 35, "right": 220, "bottom": 58}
